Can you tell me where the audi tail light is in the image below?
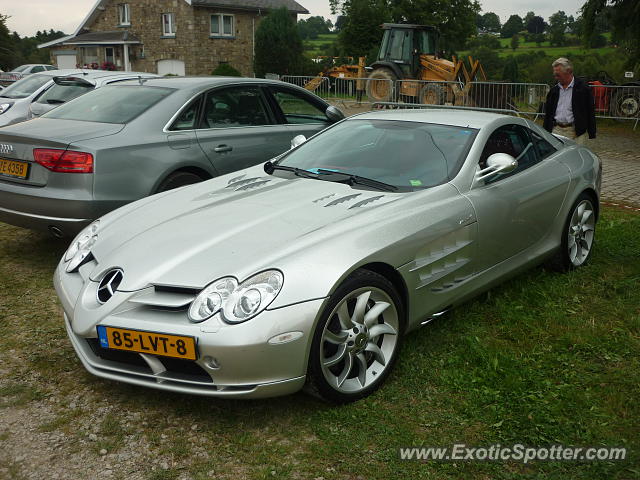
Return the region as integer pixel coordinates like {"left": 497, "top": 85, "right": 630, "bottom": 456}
{"left": 33, "top": 149, "right": 94, "bottom": 173}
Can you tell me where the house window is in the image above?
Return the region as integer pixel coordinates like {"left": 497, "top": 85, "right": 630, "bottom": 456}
{"left": 118, "top": 4, "right": 130, "bottom": 26}
{"left": 162, "top": 13, "right": 176, "bottom": 36}
{"left": 210, "top": 14, "right": 234, "bottom": 37}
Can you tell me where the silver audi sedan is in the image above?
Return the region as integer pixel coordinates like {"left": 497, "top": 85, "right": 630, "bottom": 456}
{"left": 0, "top": 77, "right": 343, "bottom": 237}
{"left": 54, "top": 109, "right": 601, "bottom": 403}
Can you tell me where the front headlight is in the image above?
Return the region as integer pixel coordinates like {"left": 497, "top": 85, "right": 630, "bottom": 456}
{"left": 64, "top": 220, "right": 100, "bottom": 272}
{"left": 188, "top": 270, "right": 284, "bottom": 324}
{"left": 0, "top": 103, "right": 12, "bottom": 114}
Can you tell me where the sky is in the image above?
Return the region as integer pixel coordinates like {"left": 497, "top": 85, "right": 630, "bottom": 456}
{"left": 1, "top": 0, "right": 586, "bottom": 37}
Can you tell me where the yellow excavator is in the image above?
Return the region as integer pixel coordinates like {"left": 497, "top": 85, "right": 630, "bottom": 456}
{"left": 306, "top": 23, "right": 511, "bottom": 108}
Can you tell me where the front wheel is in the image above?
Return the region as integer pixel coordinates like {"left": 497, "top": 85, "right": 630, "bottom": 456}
{"left": 549, "top": 193, "right": 597, "bottom": 271}
{"left": 305, "top": 270, "right": 404, "bottom": 403}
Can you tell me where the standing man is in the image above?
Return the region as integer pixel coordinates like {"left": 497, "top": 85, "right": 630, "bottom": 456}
{"left": 543, "top": 57, "right": 596, "bottom": 144}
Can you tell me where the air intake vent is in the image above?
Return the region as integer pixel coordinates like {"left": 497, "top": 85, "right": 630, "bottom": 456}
{"left": 234, "top": 179, "right": 271, "bottom": 191}
{"left": 349, "top": 195, "right": 385, "bottom": 209}
{"left": 325, "top": 193, "right": 361, "bottom": 207}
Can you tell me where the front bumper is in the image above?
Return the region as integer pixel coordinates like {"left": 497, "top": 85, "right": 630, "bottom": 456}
{"left": 55, "top": 264, "right": 325, "bottom": 398}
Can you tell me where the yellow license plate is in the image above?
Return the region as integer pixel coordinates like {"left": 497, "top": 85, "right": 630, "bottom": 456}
{"left": 97, "top": 326, "right": 197, "bottom": 360}
{"left": 0, "top": 158, "right": 29, "bottom": 179}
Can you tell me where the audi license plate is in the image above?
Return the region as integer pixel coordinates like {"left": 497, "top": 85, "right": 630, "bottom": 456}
{"left": 96, "top": 326, "right": 197, "bottom": 360}
{"left": 0, "top": 158, "right": 29, "bottom": 179}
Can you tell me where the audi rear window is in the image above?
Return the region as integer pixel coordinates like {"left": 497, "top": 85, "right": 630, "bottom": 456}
{"left": 42, "top": 85, "right": 174, "bottom": 124}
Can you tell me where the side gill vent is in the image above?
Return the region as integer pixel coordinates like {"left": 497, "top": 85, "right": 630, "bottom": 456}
{"left": 129, "top": 285, "right": 199, "bottom": 310}
{"left": 324, "top": 193, "right": 361, "bottom": 207}
{"left": 226, "top": 174, "right": 247, "bottom": 186}
{"left": 349, "top": 195, "right": 385, "bottom": 209}
{"left": 234, "top": 179, "right": 271, "bottom": 191}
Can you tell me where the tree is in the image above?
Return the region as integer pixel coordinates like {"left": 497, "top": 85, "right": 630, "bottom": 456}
{"left": 298, "top": 16, "right": 332, "bottom": 40}
{"left": 548, "top": 10, "right": 568, "bottom": 46}
{"left": 334, "top": 15, "right": 346, "bottom": 32}
{"left": 0, "top": 14, "right": 15, "bottom": 71}
{"left": 510, "top": 34, "right": 519, "bottom": 50}
{"left": 481, "top": 12, "right": 501, "bottom": 32}
{"left": 533, "top": 33, "right": 545, "bottom": 46}
{"left": 336, "top": 0, "right": 390, "bottom": 57}
{"left": 524, "top": 11, "right": 535, "bottom": 28}
{"left": 527, "top": 16, "right": 546, "bottom": 34}
{"left": 501, "top": 15, "right": 523, "bottom": 38}
{"left": 331, "top": 0, "right": 481, "bottom": 52}
{"left": 466, "top": 34, "right": 501, "bottom": 50}
{"left": 502, "top": 56, "right": 520, "bottom": 82}
{"left": 254, "top": 7, "right": 304, "bottom": 76}
{"left": 582, "top": 1, "right": 637, "bottom": 64}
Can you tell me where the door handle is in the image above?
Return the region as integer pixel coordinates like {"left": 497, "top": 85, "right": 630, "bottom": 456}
{"left": 214, "top": 145, "right": 233, "bottom": 153}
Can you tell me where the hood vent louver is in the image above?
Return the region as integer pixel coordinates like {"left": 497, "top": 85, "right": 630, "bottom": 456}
{"left": 349, "top": 195, "right": 385, "bottom": 209}
{"left": 234, "top": 179, "right": 271, "bottom": 191}
{"left": 324, "top": 194, "right": 361, "bottom": 207}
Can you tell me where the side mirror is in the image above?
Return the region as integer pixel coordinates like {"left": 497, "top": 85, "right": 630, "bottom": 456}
{"left": 290, "top": 134, "right": 307, "bottom": 149}
{"left": 325, "top": 105, "right": 345, "bottom": 122}
{"left": 476, "top": 153, "right": 518, "bottom": 181}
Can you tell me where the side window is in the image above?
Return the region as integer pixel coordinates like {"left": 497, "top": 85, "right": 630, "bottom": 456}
{"left": 201, "top": 87, "right": 270, "bottom": 128}
{"left": 479, "top": 124, "right": 539, "bottom": 183}
{"left": 32, "top": 66, "right": 45, "bottom": 73}
{"left": 170, "top": 97, "right": 201, "bottom": 131}
{"left": 272, "top": 88, "right": 329, "bottom": 124}
{"left": 530, "top": 129, "right": 557, "bottom": 159}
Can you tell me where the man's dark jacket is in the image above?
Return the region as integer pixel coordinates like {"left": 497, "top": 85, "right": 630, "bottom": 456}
{"left": 543, "top": 77, "right": 596, "bottom": 138}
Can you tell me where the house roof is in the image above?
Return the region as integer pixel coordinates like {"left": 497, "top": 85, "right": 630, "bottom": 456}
{"left": 62, "top": 31, "right": 142, "bottom": 45}
{"left": 190, "top": 0, "right": 309, "bottom": 14}
{"left": 39, "top": 0, "right": 309, "bottom": 49}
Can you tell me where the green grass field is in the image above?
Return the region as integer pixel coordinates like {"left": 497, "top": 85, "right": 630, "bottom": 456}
{"left": 1, "top": 200, "right": 639, "bottom": 478}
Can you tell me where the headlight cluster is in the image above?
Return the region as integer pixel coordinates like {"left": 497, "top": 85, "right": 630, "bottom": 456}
{"left": 0, "top": 103, "right": 12, "bottom": 115}
{"left": 189, "top": 270, "right": 283, "bottom": 324}
{"left": 64, "top": 220, "right": 99, "bottom": 272}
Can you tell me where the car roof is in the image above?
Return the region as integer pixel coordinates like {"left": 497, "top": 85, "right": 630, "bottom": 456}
{"left": 114, "top": 76, "right": 292, "bottom": 90}
{"left": 352, "top": 108, "right": 511, "bottom": 129}
{"left": 54, "top": 70, "right": 157, "bottom": 80}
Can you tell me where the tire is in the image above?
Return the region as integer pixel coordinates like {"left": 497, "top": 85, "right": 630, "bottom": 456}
{"left": 612, "top": 89, "right": 640, "bottom": 118}
{"left": 305, "top": 269, "right": 405, "bottom": 404}
{"left": 548, "top": 192, "right": 597, "bottom": 271}
{"left": 366, "top": 68, "right": 396, "bottom": 103}
{"left": 419, "top": 83, "right": 445, "bottom": 105}
{"left": 156, "top": 171, "right": 206, "bottom": 193}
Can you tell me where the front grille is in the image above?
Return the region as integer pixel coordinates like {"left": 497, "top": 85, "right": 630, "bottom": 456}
{"left": 86, "top": 338, "right": 212, "bottom": 383}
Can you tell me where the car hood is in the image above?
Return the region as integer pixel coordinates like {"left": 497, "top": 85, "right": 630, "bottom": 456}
{"left": 89, "top": 167, "right": 408, "bottom": 292}
{"left": 0, "top": 118, "right": 124, "bottom": 145}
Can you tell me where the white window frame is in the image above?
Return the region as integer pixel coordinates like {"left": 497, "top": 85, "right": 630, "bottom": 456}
{"left": 118, "top": 4, "right": 131, "bottom": 26}
{"left": 162, "top": 13, "right": 176, "bottom": 36}
{"left": 210, "top": 13, "right": 235, "bottom": 37}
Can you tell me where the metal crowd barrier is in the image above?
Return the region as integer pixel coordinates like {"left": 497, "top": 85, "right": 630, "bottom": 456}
{"left": 279, "top": 76, "right": 640, "bottom": 127}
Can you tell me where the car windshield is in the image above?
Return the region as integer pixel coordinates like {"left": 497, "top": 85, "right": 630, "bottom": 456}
{"left": 0, "top": 74, "right": 51, "bottom": 99}
{"left": 277, "top": 119, "right": 477, "bottom": 190}
{"left": 43, "top": 85, "right": 174, "bottom": 124}
{"left": 36, "top": 82, "right": 95, "bottom": 105}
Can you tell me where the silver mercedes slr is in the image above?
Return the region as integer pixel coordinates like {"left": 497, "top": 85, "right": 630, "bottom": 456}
{"left": 54, "top": 109, "right": 602, "bottom": 403}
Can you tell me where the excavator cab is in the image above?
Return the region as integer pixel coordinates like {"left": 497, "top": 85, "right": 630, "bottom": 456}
{"left": 376, "top": 24, "right": 439, "bottom": 78}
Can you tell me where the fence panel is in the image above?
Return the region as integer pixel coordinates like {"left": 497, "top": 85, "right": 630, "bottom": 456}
{"left": 588, "top": 84, "right": 640, "bottom": 121}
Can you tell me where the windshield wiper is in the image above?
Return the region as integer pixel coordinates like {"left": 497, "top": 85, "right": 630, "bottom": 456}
{"left": 264, "top": 161, "right": 319, "bottom": 179}
{"left": 314, "top": 169, "right": 398, "bottom": 192}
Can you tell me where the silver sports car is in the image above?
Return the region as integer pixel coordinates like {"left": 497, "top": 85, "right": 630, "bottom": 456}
{"left": 54, "top": 109, "right": 602, "bottom": 403}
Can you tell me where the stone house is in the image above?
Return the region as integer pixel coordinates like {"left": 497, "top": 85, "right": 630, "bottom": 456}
{"left": 38, "top": 0, "right": 308, "bottom": 77}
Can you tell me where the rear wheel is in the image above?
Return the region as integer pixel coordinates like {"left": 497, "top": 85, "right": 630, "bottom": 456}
{"left": 612, "top": 89, "right": 640, "bottom": 118}
{"left": 305, "top": 270, "right": 404, "bottom": 404}
{"left": 156, "top": 171, "right": 207, "bottom": 193}
{"left": 549, "top": 193, "right": 596, "bottom": 271}
{"left": 419, "top": 83, "right": 446, "bottom": 105}
{"left": 366, "top": 68, "right": 396, "bottom": 103}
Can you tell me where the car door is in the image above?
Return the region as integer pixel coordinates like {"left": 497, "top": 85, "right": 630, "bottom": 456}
{"left": 463, "top": 123, "right": 570, "bottom": 272}
{"left": 266, "top": 85, "right": 334, "bottom": 140}
{"left": 194, "top": 85, "right": 294, "bottom": 175}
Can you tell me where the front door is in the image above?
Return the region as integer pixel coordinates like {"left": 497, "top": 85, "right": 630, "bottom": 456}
{"left": 463, "top": 123, "right": 570, "bottom": 272}
{"left": 194, "top": 86, "right": 293, "bottom": 175}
